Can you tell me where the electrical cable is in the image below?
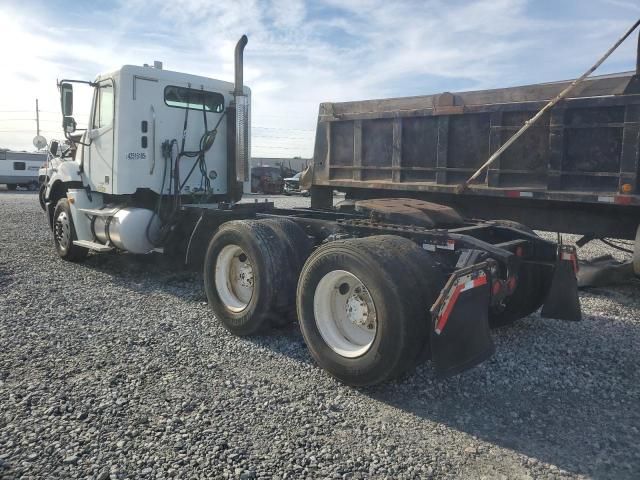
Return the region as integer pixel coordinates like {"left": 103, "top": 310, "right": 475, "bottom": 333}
{"left": 600, "top": 238, "right": 634, "bottom": 254}
{"left": 176, "top": 110, "right": 226, "bottom": 194}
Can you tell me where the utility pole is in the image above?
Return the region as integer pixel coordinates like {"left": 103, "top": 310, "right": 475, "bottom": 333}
{"left": 33, "top": 98, "right": 47, "bottom": 151}
{"left": 35, "top": 98, "right": 40, "bottom": 137}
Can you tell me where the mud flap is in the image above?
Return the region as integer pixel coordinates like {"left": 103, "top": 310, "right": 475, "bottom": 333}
{"left": 430, "top": 265, "right": 495, "bottom": 378}
{"left": 541, "top": 245, "right": 582, "bottom": 321}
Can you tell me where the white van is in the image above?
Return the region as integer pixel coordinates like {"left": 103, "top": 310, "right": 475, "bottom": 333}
{"left": 0, "top": 150, "right": 46, "bottom": 190}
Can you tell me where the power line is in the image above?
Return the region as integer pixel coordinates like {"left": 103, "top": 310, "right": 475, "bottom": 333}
{"left": 0, "top": 110, "right": 61, "bottom": 114}
{"left": 253, "top": 138, "right": 312, "bottom": 143}
{"left": 0, "top": 117, "right": 88, "bottom": 122}
{"left": 0, "top": 130, "right": 62, "bottom": 133}
{"left": 253, "top": 126, "right": 314, "bottom": 133}
{"left": 253, "top": 145, "right": 311, "bottom": 151}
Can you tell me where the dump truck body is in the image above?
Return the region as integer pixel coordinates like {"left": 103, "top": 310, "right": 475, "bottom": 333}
{"left": 310, "top": 71, "right": 640, "bottom": 239}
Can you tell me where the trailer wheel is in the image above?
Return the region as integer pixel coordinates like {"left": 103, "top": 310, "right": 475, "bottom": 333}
{"left": 297, "top": 235, "right": 445, "bottom": 386}
{"left": 6, "top": 184, "right": 17, "bottom": 191}
{"left": 52, "top": 198, "right": 88, "bottom": 262}
{"left": 204, "top": 220, "right": 304, "bottom": 336}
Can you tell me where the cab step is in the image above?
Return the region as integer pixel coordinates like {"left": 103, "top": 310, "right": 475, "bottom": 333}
{"left": 73, "top": 240, "right": 113, "bottom": 252}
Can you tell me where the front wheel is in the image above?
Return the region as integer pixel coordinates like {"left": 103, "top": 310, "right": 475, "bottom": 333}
{"left": 38, "top": 183, "right": 47, "bottom": 211}
{"left": 6, "top": 184, "right": 17, "bottom": 191}
{"left": 53, "top": 198, "right": 88, "bottom": 262}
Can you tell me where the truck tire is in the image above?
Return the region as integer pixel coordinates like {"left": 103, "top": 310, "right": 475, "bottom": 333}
{"left": 261, "top": 218, "right": 313, "bottom": 327}
{"left": 490, "top": 219, "right": 535, "bottom": 235}
{"left": 6, "top": 184, "right": 17, "bottom": 191}
{"left": 297, "top": 235, "right": 445, "bottom": 386}
{"left": 487, "top": 219, "right": 549, "bottom": 328}
{"left": 203, "top": 220, "right": 302, "bottom": 336}
{"left": 38, "top": 183, "right": 47, "bottom": 211}
{"left": 489, "top": 262, "right": 551, "bottom": 328}
{"left": 52, "top": 198, "right": 88, "bottom": 262}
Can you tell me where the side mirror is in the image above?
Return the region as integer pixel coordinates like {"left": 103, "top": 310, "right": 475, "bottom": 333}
{"left": 63, "top": 116, "right": 77, "bottom": 133}
{"left": 49, "top": 140, "right": 59, "bottom": 156}
{"left": 60, "top": 82, "right": 73, "bottom": 116}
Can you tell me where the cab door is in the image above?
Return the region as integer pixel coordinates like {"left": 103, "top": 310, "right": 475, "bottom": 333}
{"left": 86, "top": 79, "right": 115, "bottom": 193}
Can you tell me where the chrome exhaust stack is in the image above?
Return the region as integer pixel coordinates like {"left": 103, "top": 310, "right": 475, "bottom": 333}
{"left": 233, "top": 35, "right": 249, "bottom": 182}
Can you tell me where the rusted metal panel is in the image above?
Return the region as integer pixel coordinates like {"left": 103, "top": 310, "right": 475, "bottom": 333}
{"left": 353, "top": 120, "right": 362, "bottom": 181}
{"left": 618, "top": 104, "right": 640, "bottom": 192}
{"left": 320, "top": 73, "right": 636, "bottom": 121}
{"left": 392, "top": 118, "right": 402, "bottom": 183}
{"left": 362, "top": 119, "right": 393, "bottom": 182}
{"left": 436, "top": 116, "right": 449, "bottom": 185}
{"left": 354, "top": 198, "right": 464, "bottom": 228}
{"left": 402, "top": 116, "right": 438, "bottom": 183}
{"left": 487, "top": 111, "right": 503, "bottom": 187}
{"left": 433, "top": 92, "right": 465, "bottom": 115}
{"left": 312, "top": 70, "right": 640, "bottom": 208}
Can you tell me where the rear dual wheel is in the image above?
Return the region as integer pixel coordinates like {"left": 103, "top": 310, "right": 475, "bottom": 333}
{"left": 297, "top": 236, "right": 446, "bottom": 386}
{"left": 205, "top": 227, "right": 447, "bottom": 386}
{"left": 203, "top": 219, "right": 311, "bottom": 335}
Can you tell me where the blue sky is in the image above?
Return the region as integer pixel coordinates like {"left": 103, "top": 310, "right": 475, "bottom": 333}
{"left": 0, "top": 0, "right": 638, "bottom": 156}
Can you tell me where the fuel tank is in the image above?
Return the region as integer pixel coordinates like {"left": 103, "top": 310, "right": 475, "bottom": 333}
{"left": 94, "top": 208, "right": 161, "bottom": 254}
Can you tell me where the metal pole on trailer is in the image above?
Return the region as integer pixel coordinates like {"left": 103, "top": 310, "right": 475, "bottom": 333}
{"left": 457, "top": 18, "right": 640, "bottom": 194}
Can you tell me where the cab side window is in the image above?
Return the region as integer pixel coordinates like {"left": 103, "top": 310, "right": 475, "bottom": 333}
{"left": 93, "top": 81, "right": 114, "bottom": 128}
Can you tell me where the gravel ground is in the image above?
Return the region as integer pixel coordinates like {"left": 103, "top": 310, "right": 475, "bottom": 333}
{"left": 1, "top": 188, "right": 639, "bottom": 480}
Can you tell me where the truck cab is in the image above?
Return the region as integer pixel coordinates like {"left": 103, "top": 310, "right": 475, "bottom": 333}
{"left": 43, "top": 37, "right": 250, "bottom": 255}
{"left": 62, "top": 65, "right": 248, "bottom": 196}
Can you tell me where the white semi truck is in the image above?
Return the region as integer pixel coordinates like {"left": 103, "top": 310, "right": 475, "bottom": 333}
{"left": 42, "top": 36, "right": 580, "bottom": 386}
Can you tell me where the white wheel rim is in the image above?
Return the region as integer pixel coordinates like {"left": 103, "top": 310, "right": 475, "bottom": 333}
{"left": 54, "top": 211, "right": 71, "bottom": 252}
{"left": 215, "top": 245, "right": 254, "bottom": 312}
{"left": 313, "top": 270, "right": 377, "bottom": 358}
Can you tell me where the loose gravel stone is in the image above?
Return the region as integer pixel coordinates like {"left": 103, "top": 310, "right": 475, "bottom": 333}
{"left": 0, "top": 189, "right": 639, "bottom": 479}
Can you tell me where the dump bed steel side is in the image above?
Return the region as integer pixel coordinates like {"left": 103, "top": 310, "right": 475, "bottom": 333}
{"left": 310, "top": 72, "right": 640, "bottom": 238}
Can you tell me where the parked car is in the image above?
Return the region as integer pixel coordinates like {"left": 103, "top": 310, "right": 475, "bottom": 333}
{"left": 251, "top": 166, "right": 285, "bottom": 194}
{"left": 283, "top": 172, "right": 309, "bottom": 196}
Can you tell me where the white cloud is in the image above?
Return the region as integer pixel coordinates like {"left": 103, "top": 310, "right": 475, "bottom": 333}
{"left": 0, "top": 0, "right": 637, "bottom": 156}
